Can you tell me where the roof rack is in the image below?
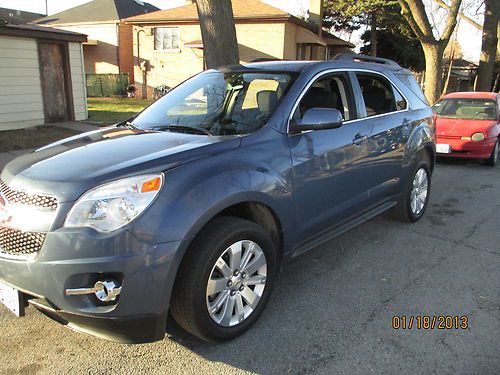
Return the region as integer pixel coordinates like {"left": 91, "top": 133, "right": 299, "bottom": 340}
{"left": 251, "top": 58, "right": 283, "bottom": 63}
{"left": 333, "top": 53, "right": 401, "bottom": 68}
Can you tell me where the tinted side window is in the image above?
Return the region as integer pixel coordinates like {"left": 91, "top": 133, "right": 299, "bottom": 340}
{"left": 356, "top": 73, "right": 396, "bottom": 117}
{"left": 295, "top": 74, "right": 354, "bottom": 121}
{"left": 395, "top": 73, "right": 428, "bottom": 105}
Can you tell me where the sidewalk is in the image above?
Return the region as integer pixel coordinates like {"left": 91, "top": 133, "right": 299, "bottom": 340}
{"left": 0, "top": 121, "right": 100, "bottom": 170}
{"left": 53, "top": 121, "right": 100, "bottom": 133}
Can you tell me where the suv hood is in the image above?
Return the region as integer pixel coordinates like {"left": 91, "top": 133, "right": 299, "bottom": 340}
{"left": 1, "top": 127, "right": 241, "bottom": 202}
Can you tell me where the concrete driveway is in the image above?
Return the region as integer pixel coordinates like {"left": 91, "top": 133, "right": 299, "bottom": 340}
{"left": 0, "top": 157, "right": 499, "bottom": 375}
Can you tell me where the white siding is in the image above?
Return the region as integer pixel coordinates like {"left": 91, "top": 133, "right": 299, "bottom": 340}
{"left": 69, "top": 42, "right": 87, "bottom": 121}
{"left": 0, "top": 36, "right": 87, "bottom": 130}
{"left": 0, "top": 36, "right": 44, "bottom": 131}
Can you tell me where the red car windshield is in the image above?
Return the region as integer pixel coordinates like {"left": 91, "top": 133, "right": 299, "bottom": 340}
{"left": 433, "top": 98, "right": 497, "bottom": 121}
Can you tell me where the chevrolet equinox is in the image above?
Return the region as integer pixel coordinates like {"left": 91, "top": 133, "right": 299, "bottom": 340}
{"left": 0, "top": 55, "right": 435, "bottom": 343}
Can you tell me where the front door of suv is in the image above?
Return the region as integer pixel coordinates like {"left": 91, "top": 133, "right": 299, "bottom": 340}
{"left": 353, "top": 72, "right": 408, "bottom": 205}
{"left": 288, "top": 72, "right": 372, "bottom": 245}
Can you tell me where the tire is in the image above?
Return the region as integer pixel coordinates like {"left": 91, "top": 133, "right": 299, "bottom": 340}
{"left": 483, "top": 139, "right": 498, "bottom": 167}
{"left": 170, "top": 216, "right": 278, "bottom": 342}
{"left": 393, "top": 153, "right": 431, "bottom": 222}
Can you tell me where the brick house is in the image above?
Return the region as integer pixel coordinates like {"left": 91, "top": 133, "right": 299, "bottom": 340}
{"left": 34, "top": 0, "right": 159, "bottom": 82}
{"left": 124, "top": 0, "right": 354, "bottom": 98}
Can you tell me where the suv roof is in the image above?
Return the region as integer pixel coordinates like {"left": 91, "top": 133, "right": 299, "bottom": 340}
{"left": 221, "top": 54, "right": 409, "bottom": 75}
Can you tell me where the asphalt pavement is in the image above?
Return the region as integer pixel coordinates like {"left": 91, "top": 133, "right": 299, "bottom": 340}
{"left": 1, "top": 157, "right": 499, "bottom": 375}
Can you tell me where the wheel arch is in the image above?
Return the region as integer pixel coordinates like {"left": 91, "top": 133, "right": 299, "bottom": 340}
{"left": 404, "top": 120, "right": 436, "bottom": 169}
{"left": 163, "top": 196, "right": 287, "bottom": 313}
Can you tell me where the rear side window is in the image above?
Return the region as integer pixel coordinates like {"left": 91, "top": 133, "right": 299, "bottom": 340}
{"left": 356, "top": 73, "right": 398, "bottom": 117}
{"left": 395, "top": 73, "right": 428, "bottom": 105}
{"left": 394, "top": 89, "right": 408, "bottom": 111}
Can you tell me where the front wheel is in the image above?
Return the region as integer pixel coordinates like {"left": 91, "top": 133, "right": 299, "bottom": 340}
{"left": 483, "top": 139, "right": 498, "bottom": 167}
{"left": 394, "top": 155, "right": 431, "bottom": 222}
{"left": 170, "top": 217, "right": 277, "bottom": 342}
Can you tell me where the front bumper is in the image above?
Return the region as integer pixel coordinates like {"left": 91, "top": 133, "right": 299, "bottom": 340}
{"left": 436, "top": 137, "right": 497, "bottom": 159}
{"left": 0, "top": 227, "right": 188, "bottom": 343}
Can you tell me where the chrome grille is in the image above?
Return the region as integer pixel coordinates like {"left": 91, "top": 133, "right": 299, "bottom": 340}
{"left": 0, "top": 179, "right": 58, "bottom": 210}
{"left": 0, "top": 226, "right": 46, "bottom": 256}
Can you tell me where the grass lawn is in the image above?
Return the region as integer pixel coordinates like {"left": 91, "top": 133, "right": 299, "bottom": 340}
{"left": 0, "top": 126, "right": 80, "bottom": 152}
{"left": 87, "top": 97, "right": 154, "bottom": 125}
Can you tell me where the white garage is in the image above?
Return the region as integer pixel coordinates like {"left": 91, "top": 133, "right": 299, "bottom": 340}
{"left": 0, "top": 23, "right": 87, "bottom": 130}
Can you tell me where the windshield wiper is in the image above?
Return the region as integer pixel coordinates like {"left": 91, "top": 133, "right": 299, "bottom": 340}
{"left": 118, "top": 120, "right": 137, "bottom": 129}
{"left": 152, "top": 124, "right": 213, "bottom": 136}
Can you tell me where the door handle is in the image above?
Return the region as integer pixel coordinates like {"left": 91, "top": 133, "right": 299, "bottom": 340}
{"left": 352, "top": 134, "right": 368, "bottom": 145}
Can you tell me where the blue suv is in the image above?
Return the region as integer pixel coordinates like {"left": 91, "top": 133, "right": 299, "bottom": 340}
{"left": 0, "top": 55, "right": 435, "bottom": 343}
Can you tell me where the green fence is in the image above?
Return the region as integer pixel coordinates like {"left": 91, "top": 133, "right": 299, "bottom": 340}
{"left": 86, "top": 73, "right": 129, "bottom": 97}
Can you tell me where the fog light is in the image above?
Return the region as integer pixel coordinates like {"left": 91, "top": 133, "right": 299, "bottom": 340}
{"left": 94, "top": 280, "right": 121, "bottom": 302}
{"left": 65, "top": 279, "right": 122, "bottom": 302}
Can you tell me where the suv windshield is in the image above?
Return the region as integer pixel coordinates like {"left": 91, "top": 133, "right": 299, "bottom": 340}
{"left": 433, "top": 98, "right": 497, "bottom": 120}
{"left": 131, "top": 71, "right": 295, "bottom": 136}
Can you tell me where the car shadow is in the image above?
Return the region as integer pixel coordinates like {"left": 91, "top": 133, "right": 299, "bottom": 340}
{"left": 160, "top": 214, "right": 427, "bottom": 374}
{"left": 436, "top": 156, "right": 483, "bottom": 166}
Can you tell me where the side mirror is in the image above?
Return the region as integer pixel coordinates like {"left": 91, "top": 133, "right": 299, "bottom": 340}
{"left": 291, "top": 108, "right": 343, "bottom": 133}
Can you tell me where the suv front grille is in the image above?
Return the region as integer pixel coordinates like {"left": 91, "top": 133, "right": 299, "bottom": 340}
{"left": 0, "top": 227, "right": 46, "bottom": 257}
{"left": 0, "top": 179, "right": 58, "bottom": 210}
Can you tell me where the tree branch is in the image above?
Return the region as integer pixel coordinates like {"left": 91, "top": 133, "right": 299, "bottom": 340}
{"left": 434, "top": 0, "right": 482, "bottom": 31}
{"left": 398, "top": 0, "right": 428, "bottom": 41}
{"left": 440, "top": 0, "right": 462, "bottom": 43}
{"left": 398, "top": 0, "right": 435, "bottom": 40}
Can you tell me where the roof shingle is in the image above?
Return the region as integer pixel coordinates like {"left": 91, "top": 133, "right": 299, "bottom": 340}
{"left": 125, "top": 0, "right": 290, "bottom": 23}
{"left": 34, "top": 0, "right": 159, "bottom": 25}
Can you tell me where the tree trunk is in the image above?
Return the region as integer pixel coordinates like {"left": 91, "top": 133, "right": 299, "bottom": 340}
{"left": 370, "top": 12, "right": 377, "bottom": 57}
{"left": 422, "top": 43, "right": 445, "bottom": 104}
{"left": 475, "top": 0, "right": 499, "bottom": 91}
{"left": 195, "top": 0, "right": 239, "bottom": 69}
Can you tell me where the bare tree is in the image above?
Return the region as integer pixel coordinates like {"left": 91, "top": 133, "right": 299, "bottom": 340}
{"left": 398, "top": 0, "right": 462, "bottom": 104}
{"left": 195, "top": 0, "right": 239, "bottom": 69}
{"left": 434, "top": 0, "right": 482, "bottom": 30}
{"left": 475, "top": 0, "right": 499, "bottom": 91}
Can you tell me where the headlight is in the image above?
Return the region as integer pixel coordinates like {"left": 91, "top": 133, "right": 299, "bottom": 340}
{"left": 471, "top": 132, "right": 485, "bottom": 141}
{"left": 65, "top": 174, "right": 163, "bottom": 232}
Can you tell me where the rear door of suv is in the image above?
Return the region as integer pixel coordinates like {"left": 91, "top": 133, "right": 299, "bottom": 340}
{"left": 350, "top": 71, "right": 410, "bottom": 206}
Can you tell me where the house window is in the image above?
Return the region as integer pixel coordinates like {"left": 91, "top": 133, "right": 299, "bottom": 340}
{"left": 154, "top": 28, "right": 180, "bottom": 50}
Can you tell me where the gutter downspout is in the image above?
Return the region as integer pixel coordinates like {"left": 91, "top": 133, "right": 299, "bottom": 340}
{"left": 136, "top": 28, "right": 147, "bottom": 99}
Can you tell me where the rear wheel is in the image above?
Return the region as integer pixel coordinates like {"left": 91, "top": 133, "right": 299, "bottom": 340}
{"left": 394, "top": 154, "right": 431, "bottom": 222}
{"left": 483, "top": 139, "right": 498, "bottom": 167}
{"left": 170, "top": 217, "right": 277, "bottom": 342}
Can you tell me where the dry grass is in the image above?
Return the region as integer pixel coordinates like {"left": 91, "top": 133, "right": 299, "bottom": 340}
{"left": 0, "top": 126, "right": 80, "bottom": 153}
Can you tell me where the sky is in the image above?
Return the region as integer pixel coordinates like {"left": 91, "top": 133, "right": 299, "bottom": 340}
{"left": 0, "top": 0, "right": 483, "bottom": 62}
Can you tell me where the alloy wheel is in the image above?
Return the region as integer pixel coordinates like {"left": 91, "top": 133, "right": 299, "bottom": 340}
{"left": 410, "top": 167, "right": 429, "bottom": 215}
{"left": 206, "top": 240, "right": 267, "bottom": 327}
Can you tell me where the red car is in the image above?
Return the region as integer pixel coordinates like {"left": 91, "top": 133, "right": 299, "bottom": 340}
{"left": 433, "top": 92, "right": 500, "bottom": 166}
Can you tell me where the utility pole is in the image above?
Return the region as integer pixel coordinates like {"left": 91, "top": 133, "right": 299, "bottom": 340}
{"left": 45, "top": 0, "right": 48, "bottom": 15}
